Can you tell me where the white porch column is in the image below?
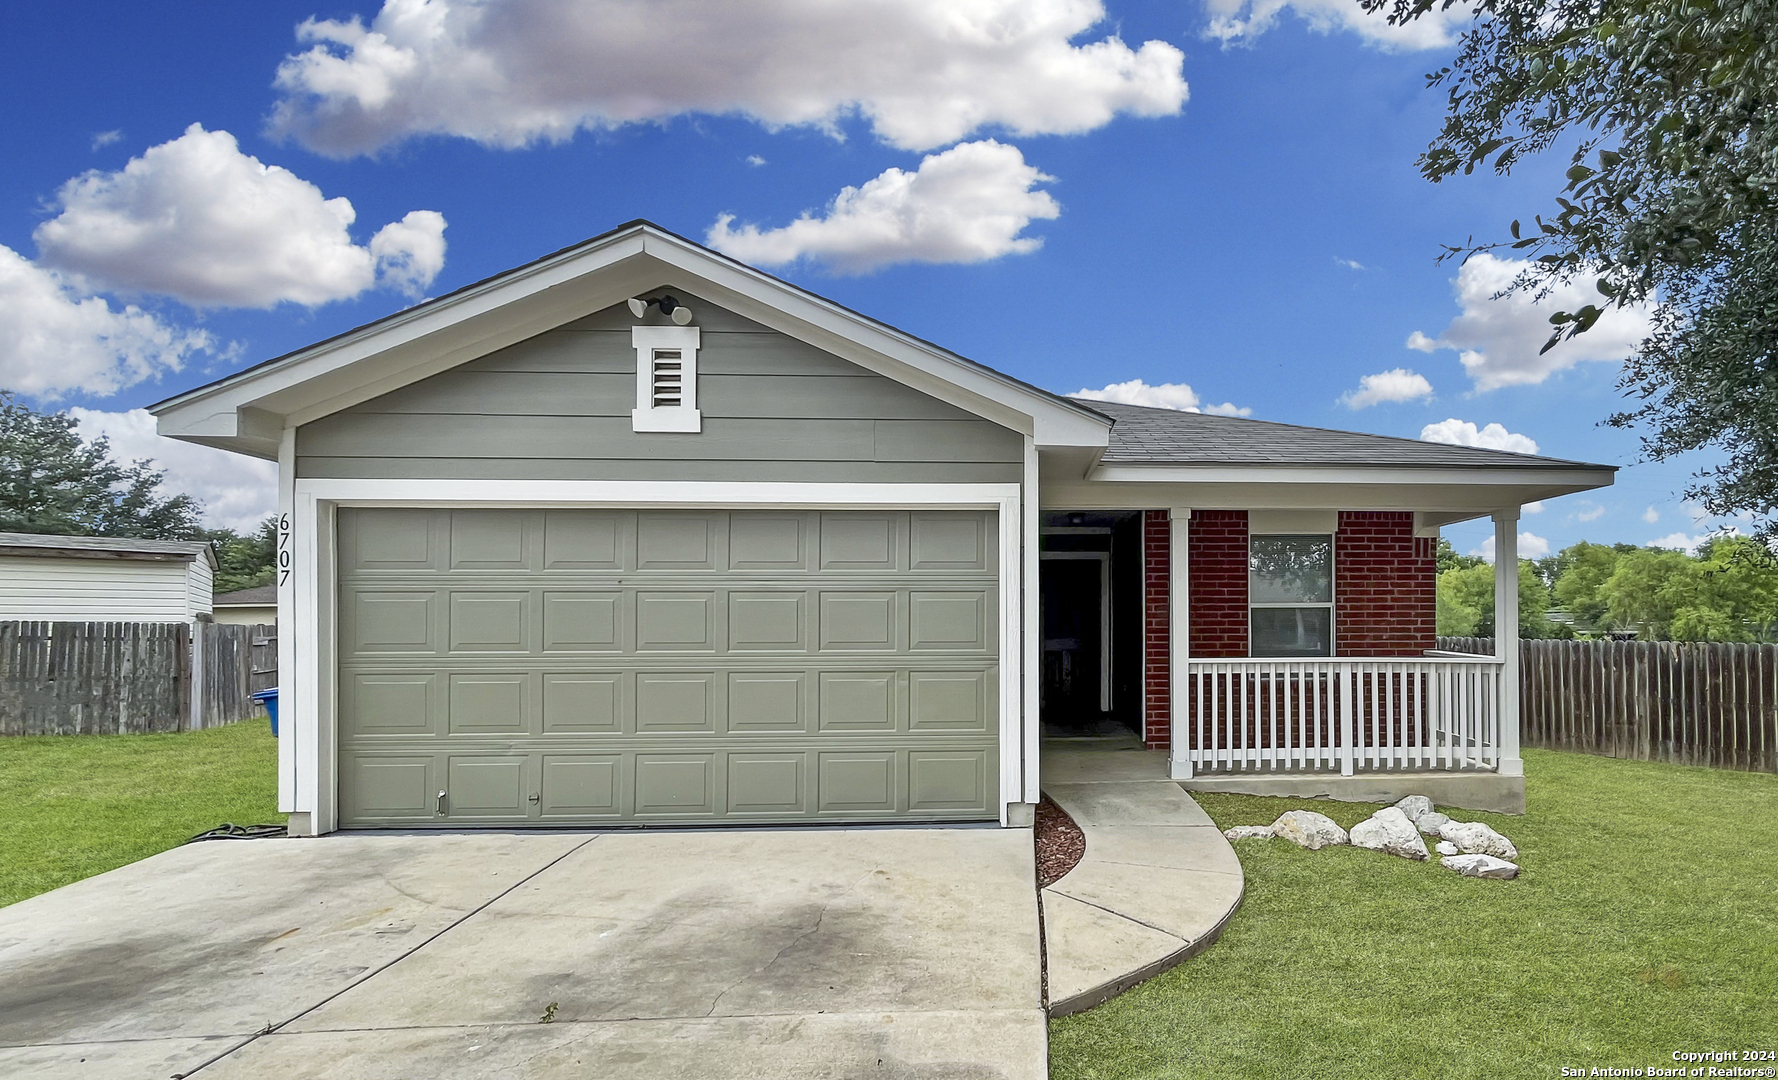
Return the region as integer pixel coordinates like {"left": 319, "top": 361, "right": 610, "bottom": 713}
{"left": 1492, "top": 510, "right": 1524, "bottom": 777}
{"left": 1168, "top": 508, "right": 1193, "bottom": 780}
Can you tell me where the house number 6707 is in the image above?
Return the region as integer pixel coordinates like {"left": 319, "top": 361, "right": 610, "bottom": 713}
{"left": 277, "top": 512, "right": 292, "bottom": 586}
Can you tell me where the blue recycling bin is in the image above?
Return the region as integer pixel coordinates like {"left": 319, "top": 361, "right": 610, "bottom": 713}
{"left": 251, "top": 688, "right": 280, "bottom": 737}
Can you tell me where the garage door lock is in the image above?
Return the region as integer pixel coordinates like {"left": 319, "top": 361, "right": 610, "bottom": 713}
{"left": 435, "top": 790, "right": 447, "bottom": 817}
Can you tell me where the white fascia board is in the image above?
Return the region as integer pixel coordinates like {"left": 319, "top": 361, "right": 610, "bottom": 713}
{"left": 1042, "top": 477, "right": 1613, "bottom": 514}
{"left": 638, "top": 234, "right": 1108, "bottom": 448}
{"left": 1087, "top": 464, "right": 1614, "bottom": 488}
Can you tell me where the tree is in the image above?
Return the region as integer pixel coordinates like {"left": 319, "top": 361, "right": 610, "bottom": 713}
{"left": 0, "top": 392, "right": 204, "bottom": 540}
{"left": 1548, "top": 541, "right": 1640, "bottom": 628}
{"left": 1365, "top": 0, "right": 1778, "bottom": 538}
{"left": 1591, "top": 536, "right": 1778, "bottom": 640}
{"left": 208, "top": 517, "right": 279, "bottom": 594}
{"left": 1436, "top": 559, "right": 1563, "bottom": 637}
{"left": 1436, "top": 536, "right": 1485, "bottom": 573}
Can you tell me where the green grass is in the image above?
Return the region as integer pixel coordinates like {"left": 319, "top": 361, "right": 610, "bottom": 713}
{"left": 1050, "top": 749, "right": 1778, "bottom": 1079}
{"left": 0, "top": 721, "right": 279, "bottom": 907}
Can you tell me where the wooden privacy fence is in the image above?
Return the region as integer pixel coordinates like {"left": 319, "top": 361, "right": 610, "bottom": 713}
{"left": 1438, "top": 637, "right": 1777, "bottom": 772}
{"left": 0, "top": 621, "right": 277, "bottom": 736}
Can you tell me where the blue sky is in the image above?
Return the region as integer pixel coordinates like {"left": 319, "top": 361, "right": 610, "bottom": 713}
{"left": 0, "top": 0, "right": 1735, "bottom": 552}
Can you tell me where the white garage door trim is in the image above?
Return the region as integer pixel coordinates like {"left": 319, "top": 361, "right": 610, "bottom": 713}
{"left": 281, "top": 478, "right": 1026, "bottom": 834}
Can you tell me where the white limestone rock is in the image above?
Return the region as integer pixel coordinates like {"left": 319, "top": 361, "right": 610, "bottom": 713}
{"left": 1435, "top": 840, "right": 1459, "bottom": 856}
{"left": 1415, "top": 811, "right": 1451, "bottom": 837}
{"left": 1270, "top": 810, "right": 1349, "bottom": 850}
{"left": 1438, "top": 820, "right": 1519, "bottom": 860}
{"left": 1394, "top": 795, "right": 1435, "bottom": 821}
{"left": 1224, "top": 825, "right": 1276, "bottom": 840}
{"left": 1348, "top": 806, "right": 1429, "bottom": 861}
{"left": 1441, "top": 853, "right": 1520, "bottom": 880}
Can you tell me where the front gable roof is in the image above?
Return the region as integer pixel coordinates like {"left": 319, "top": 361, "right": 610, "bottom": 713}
{"left": 150, "top": 220, "right": 1111, "bottom": 460}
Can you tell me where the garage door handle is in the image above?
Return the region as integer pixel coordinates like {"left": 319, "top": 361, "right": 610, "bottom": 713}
{"left": 435, "top": 790, "right": 447, "bottom": 817}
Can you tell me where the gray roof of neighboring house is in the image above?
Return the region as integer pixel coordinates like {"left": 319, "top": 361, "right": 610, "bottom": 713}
{"left": 0, "top": 532, "right": 219, "bottom": 568}
{"left": 213, "top": 585, "right": 277, "bottom": 606}
{"left": 1085, "top": 400, "right": 1614, "bottom": 471}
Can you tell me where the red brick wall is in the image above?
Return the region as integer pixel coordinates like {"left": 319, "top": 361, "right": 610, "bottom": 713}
{"left": 1335, "top": 511, "right": 1436, "bottom": 656}
{"left": 1189, "top": 510, "right": 1249, "bottom": 658}
{"left": 1142, "top": 510, "right": 1170, "bottom": 750}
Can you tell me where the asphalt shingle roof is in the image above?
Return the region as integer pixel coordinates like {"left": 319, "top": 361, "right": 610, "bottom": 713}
{"left": 1085, "top": 400, "right": 1610, "bottom": 470}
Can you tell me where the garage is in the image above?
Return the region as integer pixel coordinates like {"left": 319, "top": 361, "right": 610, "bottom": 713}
{"left": 337, "top": 507, "right": 1001, "bottom": 826}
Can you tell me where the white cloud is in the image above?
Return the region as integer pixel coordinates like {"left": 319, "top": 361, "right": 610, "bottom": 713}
{"left": 269, "top": 0, "right": 1189, "bottom": 156}
{"left": 1201, "top": 0, "right": 1472, "bottom": 50}
{"left": 1070, "top": 378, "right": 1251, "bottom": 416}
{"left": 706, "top": 140, "right": 1059, "bottom": 274}
{"left": 745, "top": 154, "right": 766, "bottom": 167}
{"left": 1419, "top": 418, "right": 1539, "bottom": 455}
{"left": 1523, "top": 501, "right": 1544, "bottom": 514}
{"left": 34, "top": 125, "right": 446, "bottom": 308}
{"left": 1409, "top": 253, "right": 1653, "bottom": 391}
{"left": 70, "top": 408, "right": 277, "bottom": 533}
{"left": 1469, "top": 531, "right": 1551, "bottom": 561}
{"left": 91, "top": 129, "right": 123, "bottom": 150}
{"left": 1642, "top": 506, "right": 1660, "bottom": 524}
{"left": 1334, "top": 257, "right": 1365, "bottom": 271}
{"left": 1647, "top": 530, "right": 1736, "bottom": 555}
{"left": 1340, "top": 367, "right": 1432, "bottom": 408}
{"left": 1573, "top": 500, "right": 1605, "bottom": 522}
{"left": 0, "top": 244, "right": 211, "bottom": 400}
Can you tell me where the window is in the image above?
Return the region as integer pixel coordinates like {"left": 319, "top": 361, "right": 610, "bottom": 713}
{"left": 1249, "top": 534, "right": 1332, "bottom": 657}
{"left": 631, "top": 325, "right": 701, "bottom": 432}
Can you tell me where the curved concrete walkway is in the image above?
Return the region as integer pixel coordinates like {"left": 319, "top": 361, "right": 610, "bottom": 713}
{"left": 1041, "top": 746, "right": 1244, "bottom": 1017}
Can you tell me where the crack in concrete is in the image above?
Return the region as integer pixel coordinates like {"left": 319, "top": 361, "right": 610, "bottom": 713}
{"left": 700, "top": 867, "right": 877, "bottom": 1019}
{"left": 1042, "top": 887, "right": 1189, "bottom": 943}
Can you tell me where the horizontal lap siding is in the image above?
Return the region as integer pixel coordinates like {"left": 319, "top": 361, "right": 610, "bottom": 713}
{"left": 0, "top": 557, "right": 198, "bottom": 622}
{"left": 297, "top": 292, "right": 1022, "bottom": 484}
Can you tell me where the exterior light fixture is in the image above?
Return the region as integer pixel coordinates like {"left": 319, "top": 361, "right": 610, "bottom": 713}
{"left": 627, "top": 295, "right": 693, "bottom": 325}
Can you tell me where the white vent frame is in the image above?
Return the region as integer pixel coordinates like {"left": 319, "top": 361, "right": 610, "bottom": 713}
{"left": 630, "top": 325, "right": 702, "bottom": 432}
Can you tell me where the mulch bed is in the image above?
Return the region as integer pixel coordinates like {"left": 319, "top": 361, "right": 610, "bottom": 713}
{"left": 1035, "top": 795, "right": 1086, "bottom": 888}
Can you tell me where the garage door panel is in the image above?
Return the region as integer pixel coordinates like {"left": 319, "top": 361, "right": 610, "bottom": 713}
{"left": 542, "top": 673, "right": 621, "bottom": 733}
{"left": 338, "top": 507, "right": 999, "bottom": 827}
{"left": 349, "top": 592, "right": 436, "bottom": 653}
{"left": 448, "top": 673, "right": 529, "bottom": 733}
{"left": 909, "top": 751, "right": 990, "bottom": 813}
{"left": 450, "top": 511, "right": 528, "bottom": 569}
{"left": 909, "top": 591, "right": 988, "bottom": 651}
{"left": 728, "top": 514, "right": 805, "bottom": 569}
{"left": 635, "top": 754, "right": 716, "bottom": 816}
{"left": 542, "top": 591, "right": 622, "bottom": 651}
{"left": 543, "top": 511, "right": 622, "bottom": 569}
{"left": 635, "top": 592, "right": 715, "bottom": 650}
{"left": 637, "top": 513, "right": 716, "bottom": 569}
{"left": 817, "top": 752, "right": 896, "bottom": 812}
{"left": 539, "top": 754, "right": 623, "bottom": 818}
{"left": 728, "top": 592, "right": 805, "bottom": 651}
{"left": 727, "top": 753, "right": 805, "bottom": 814}
{"left": 727, "top": 672, "right": 805, "bottom": 732}
{"left": 346, "top": 673, "right": 438, "bottom": 735}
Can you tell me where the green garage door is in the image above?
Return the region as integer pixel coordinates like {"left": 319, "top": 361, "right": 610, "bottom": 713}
{"left": 336, "top": 508, "right": 1000, "bottom": 827}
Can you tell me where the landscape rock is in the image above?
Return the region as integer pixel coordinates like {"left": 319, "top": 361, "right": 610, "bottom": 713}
{"left": 1440, "top": 853, "right": 1520, "bottom": 880}
{"left": 1438, "top": 821, "right": 1519, "bottom": 860}
{"left": 1224, "top": 825, "right": 1276, "bottom": 840}
{"left": 1415, "top": 811, "right": 1451, "bottom": 836}
{"left": 1348, "top": 806, "right": 1429, "bottom": 861}
{"left": 1270, "top": 810, "right": 1349, "bottom": 850}
{"left": 1394, "top": 795, "right": 1435, "bottom": 821}
{"left": 1435, "top": 840, "right": 1459, "bottom": 856}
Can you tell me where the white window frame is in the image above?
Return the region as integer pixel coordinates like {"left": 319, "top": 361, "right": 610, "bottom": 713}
{"left": 279, "top": 478, "right": 1026, "bottom": 834}
{"left": 631, "top": 325, "right": 702, "bottom": 432}
{"left": 1248, "top": 532, "right": 1335, "bottom": 658}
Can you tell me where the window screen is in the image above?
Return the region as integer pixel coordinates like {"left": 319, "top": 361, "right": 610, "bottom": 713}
{"left": 1249, "top": 534, "right": 1333, "bottom": 656}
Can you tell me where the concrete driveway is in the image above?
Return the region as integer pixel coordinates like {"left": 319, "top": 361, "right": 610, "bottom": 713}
{"left": 0, "top": 828, "right": 1044, "bottom": 1079}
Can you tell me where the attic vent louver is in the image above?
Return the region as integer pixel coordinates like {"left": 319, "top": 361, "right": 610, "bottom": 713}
{"left": 631, "top": 325, "right": 701, "bottom": 432}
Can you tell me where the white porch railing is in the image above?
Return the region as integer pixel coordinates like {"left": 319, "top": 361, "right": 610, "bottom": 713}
{"left": 1181, "top": 656, "right": 1507, "bottom": 774}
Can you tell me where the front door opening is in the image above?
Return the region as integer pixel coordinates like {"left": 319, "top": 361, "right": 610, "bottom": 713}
{"left": 1040, "top": 511, "right": 1143, "bottom": 738}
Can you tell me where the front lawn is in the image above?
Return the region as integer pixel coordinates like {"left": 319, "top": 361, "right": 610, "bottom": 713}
{"left": 1050, "top": 749, "right": 1778, "bottom": 1079}
{"left": 0, "top": 720, "right": 279, "bottom": 907}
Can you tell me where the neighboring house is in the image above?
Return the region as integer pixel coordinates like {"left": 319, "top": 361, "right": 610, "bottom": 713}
{"left": 151, "top": 221, "right": 1614, "bottom": 837}
{"left": 212, "top": 584, "right": 277, "bottom": 626}
{"left": 0, "top": 533, "right": 215, "bottom": 623}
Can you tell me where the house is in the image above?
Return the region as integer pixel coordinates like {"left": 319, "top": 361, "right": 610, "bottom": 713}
{"left": 211, "top": 584, "right": 277, "bottom": 626}
{"left": 0, "top": 532, "right": 216, "bottom": 623}
{"left": 150, "top": 221, "right": 1613, "bottom": 836}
